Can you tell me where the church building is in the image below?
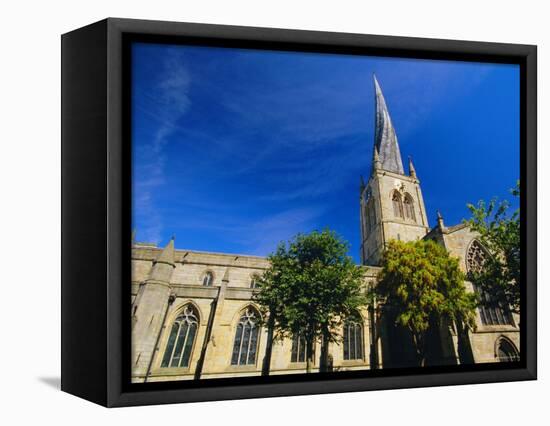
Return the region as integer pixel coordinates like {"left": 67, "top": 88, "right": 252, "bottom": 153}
{"left": 131, "top": 76, "right": 520, "bottom": 383}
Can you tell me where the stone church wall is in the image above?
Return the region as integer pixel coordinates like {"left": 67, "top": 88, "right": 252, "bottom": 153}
{"left": 131, "top": 246, "right": 377, "bottom": 382}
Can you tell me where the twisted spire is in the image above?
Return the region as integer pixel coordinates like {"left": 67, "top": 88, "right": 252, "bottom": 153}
{"left": 373, "top": 75, "right": 404, "bottom": 174}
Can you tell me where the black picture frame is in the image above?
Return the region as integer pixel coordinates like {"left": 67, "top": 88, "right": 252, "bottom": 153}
{"left": 61, "top": 17, "right": 537, "bottom": 407}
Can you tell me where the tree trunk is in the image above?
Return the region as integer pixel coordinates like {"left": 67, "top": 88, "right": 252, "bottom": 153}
{"left": 261, "top": 313, "right": 275, "bottom": 376}
{"left": 319, "top": 327, "right": 330, "bottom": 373}
{"left": 368, "top": 306, "right": 378, "bottom": 369}
{"left": 455, "top": 320, "right": 474, "bottom": 365}
{"left": 412, "top": 331, "right": 426, "bottom": 367}
{"left": 305, "top": 337, "right": 314, "bottom": 373}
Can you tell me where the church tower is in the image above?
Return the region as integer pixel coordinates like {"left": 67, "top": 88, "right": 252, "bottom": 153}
{"left": 360, "top": 76, "right": 429, "bottom": 265}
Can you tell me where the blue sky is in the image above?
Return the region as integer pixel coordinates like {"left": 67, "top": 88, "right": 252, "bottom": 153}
{"left": 131, "top": 42, "right": 519, "bottom": 263}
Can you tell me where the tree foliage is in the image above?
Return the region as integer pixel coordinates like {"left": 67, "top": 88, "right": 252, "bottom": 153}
{"left": 254, "top": 229, "right": 366, "bottom": 372}
{"left": 466, "top": 181, "right": 520, "bottom": 314}
{"left": 376, "top": 239, "right": 477, "bottom": 366}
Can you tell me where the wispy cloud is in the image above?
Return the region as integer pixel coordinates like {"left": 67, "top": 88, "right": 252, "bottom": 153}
{"left": 371, "top": 61, "right": 493, "bottom": 142}
{"left": 133, "top": 50, "right": 191, "bottom": 243}
{"left": 258, "top": 136, "right": 367, "bottom": 202}
{"left": 237, "top": 207, "right": 326, "bottom": 255}
{"left": 177, "top": 71, "right": 371, "bottom": 202}
{"left": 173, "top": 206, "right": 325, "bottom": 256}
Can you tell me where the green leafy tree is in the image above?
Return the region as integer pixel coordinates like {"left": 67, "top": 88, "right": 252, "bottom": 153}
{"left": 466, "top": 181, "right": 520, "bottom": 314}
{"left": 254, "top": 230, "right": 367, "bottom": 374}
{"left": 377, "top": 239, "right": 477, "bottom": 366}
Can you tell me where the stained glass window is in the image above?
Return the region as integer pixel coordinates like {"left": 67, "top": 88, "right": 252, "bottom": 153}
{"left": 364, "top": 190, "right": 374, "bottom": 235}
{"left": 368, "top": 201, "right": 376, "bottom": 229}
{"left": 497, "top": 338, "right": 519, "bottom": 362}
{"left": 202, "top": 271, "right": 213, "bottom": 287}
{"left": 231, "top": 308, "right": 260, "bottom": 366}
{"left": 161, "top": 305, "right": 199, "bottom": 368}
{"left": 291, "top": 333, "right": 308, "bottom": 363}
{"left": 403, "top": 194, "right": 416, "bottom": 222}
{"left": 467, "top": 240, "right": 514, "bottom": 326}
{"left": 392, "top": 192, "right": 403, "bottom": 219}
{"left": 364, "top": 204, "right": 371, "bottom": 234}
{"left": 250, "top": 275, "right": 259, "bottom": 289}
{"left": 466, "top": 240, "right": 488, "bottom": 273}
{"left": 343, "top": 317, "right": 364, "bottom": 360}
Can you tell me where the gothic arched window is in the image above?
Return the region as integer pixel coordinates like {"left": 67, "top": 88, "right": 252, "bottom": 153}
{"left": 250, "top": 274, "right": 260, "bottom": 289}
{"left": 364, "top": 199, "right": 376, "bottom": 235}
{"left": 368, "top": 199, "right": 376, "bottom": 230}
{"left": 466, "top": 240, "right": 514, "bottom": 326}
{"left": 496, "top": 337, "right": 519, "bottom": 362}
{"left": 466, "top": 240, "right": 488, "bottom": 273}
{"left": 231, "top": 307, "right": 261, "bottom": 366}
{"left": 403, "top": 193, "right": 416, "bottom": 222}
{"left": 161, "top": 305, "right": 199, "bottom": 368}
{"left": 291, "top": 332, "right": 313, "bottom": 363}
{"left": 343, "top": 315, "right": 364, "bottom": 360}
{"left": 392, "top": 191, "right": 404, "bottom": 219}
{"left": 364, "top": 204, "right": 371, "bottom": 234}
{"left": 202, "top": 271, "right": 214, "bottom": 287}
{"left": 363, "top": 190, "right": 372, "bottom": 235}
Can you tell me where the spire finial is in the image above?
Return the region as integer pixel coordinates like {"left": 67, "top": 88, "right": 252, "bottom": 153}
{"left": 437, "top": 210, "right": 445, "bottom": 229}
{"left": 373, "top": 145, "right": 381, "bottom": 170}
{"left": 408, "top": 156, "right": 417, "bottom": 178}
{"left": 373, "top": 75, "right": 404, "bottom": 174}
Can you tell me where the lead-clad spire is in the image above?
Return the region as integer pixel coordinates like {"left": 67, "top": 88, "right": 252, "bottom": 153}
{"left": 373, "top": 75, "right": 404, "bottom": 174}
